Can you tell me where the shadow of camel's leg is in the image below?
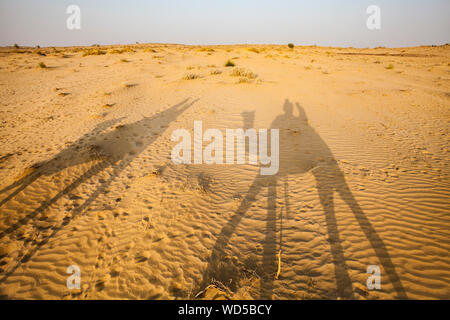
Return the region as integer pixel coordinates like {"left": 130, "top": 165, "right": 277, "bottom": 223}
{"left": 336, "top": 177, "right": 408, "bottom": 299}
{"left": 284, "top": 177, "right": 290, "bottom": 220}
{"left": 0, "top": 160, "right": 111, "bottom": 239}
{"left": 260, "top": 177, "right": 278, "bottom": 299}
{"left": 0, "top": 158, "right": 131, "bottom": 284}
{"left": 316, "top": 173, "right": 355, "bottom": 299}
{"left": 200, "top": 175, "right": 264, "bottom": 290}
{"left": 0, "top": 171, "right": 42, "bottom": 207}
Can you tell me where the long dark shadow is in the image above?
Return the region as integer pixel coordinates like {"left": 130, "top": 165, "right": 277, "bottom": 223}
{"left": 0, "top": 118, "right": 123, "bottom": 207}
{"left": 199, "top": 99, "right": 407, "bottom": 299}
{"left": 0, "top": 98, "right": 196, "bottom": 283}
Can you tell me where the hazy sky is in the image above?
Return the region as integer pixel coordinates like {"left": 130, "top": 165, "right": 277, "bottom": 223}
{"left": 0, "top": 0, "right": 449, "bottom": 47}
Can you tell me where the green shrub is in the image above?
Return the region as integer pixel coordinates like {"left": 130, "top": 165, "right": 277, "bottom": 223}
{"left": 225, "top": 60, "right": 235, "bottom": 67}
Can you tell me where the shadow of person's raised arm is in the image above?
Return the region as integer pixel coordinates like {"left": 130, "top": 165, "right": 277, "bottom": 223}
{"left": 295, "top": 102, "right": 308, "bottom": 122}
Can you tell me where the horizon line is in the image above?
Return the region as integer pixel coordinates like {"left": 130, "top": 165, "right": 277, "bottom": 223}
{"left": 3, "top": 42, "right": 450, "bottom": 50}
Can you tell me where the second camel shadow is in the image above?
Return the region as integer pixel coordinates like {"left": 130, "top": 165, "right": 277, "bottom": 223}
{"left": 0, "top": 98, "right": 196, "bottom": 284}
{"left": 199, "top": 99, "right": 407, "bottom": 299}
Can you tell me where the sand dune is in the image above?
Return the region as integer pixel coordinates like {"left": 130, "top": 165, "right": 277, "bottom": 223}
{"left": 0, "top": 44, "right": 449, "bottom": 299}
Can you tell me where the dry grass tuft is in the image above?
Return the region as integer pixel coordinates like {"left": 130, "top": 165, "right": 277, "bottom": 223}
{"left": 34, "top": 50, "right": 46, "bottom": 56}
{"left": 197, "top": 47, "right": 215, "bottom": 52}
{"left": 210, "top": 70, "right": 222, "bottom": 75}
{"left": 247, "top": 48, "right": 260, "bottom": 54}
{"left": 182, "top": 73, "right": 201, "bottom": 80}
{"left": 109, "top": 47, "right": 135, "bottom": 54}
{"left": 230, "top": 68, "right": 257, "bottom": 79}
{"left": 82, "top": 49, "right": 106, "bottom": 57}
{"left": 237, "top": 77, "right": 251, "bottom": 84}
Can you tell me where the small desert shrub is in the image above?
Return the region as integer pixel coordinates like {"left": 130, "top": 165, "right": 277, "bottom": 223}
{"left": 198, "top": 47, "right": 215, "bottom": 52}
{"left": 225, "top": 60, "right": 235, "bottom": 67}
{"left": 120, "top": 58, "right": 129, "bottom": 63}
{"left": 304, "top": 66, "right": 312, "bottom": 70}
{"left": 183, "top": 73, "right": 201, "bottom": 80}
{"left": 385, "top": 64, "right": 394, "bottom": 70}
{"left": 83, "top": 49, "right": 106, "bottom": 56}
{"left": 35, "top": 50, "right": 46, "bottom": 56}
{"left": 14, "top": 43, "right": 19, "bottom": 49}
{"left": 210, "top": 70, "right": 222, "bottom": 75}
{"left": 288, "top": 43, "right": 294, "bottom": 49}
{"left": 109, "top": 47, "right": 135, "bottom": 54}
{"left": 38, "top": 62, "right": 47, "bottom": 68}
{"left": 230, "top": 68, "right": 257, "bottom": 79}
{"left": 144, "top": 48, "right": 157, "bottom": 53}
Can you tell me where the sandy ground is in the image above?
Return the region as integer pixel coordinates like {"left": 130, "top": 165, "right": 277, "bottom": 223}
{"left": 0, "top": 44, "right": 449, "bottom": 300}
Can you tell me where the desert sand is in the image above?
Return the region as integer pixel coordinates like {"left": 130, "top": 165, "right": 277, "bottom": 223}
{"left": 0, "top": 44, "right": 449, "bottom": 299}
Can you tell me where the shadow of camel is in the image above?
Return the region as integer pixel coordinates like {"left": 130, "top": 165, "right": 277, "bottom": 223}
{"left": 0, "top": 98, "right": 196, "bottom": 284}
{"left": 199, "top": 99, "right": 407, "bottom": 299}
